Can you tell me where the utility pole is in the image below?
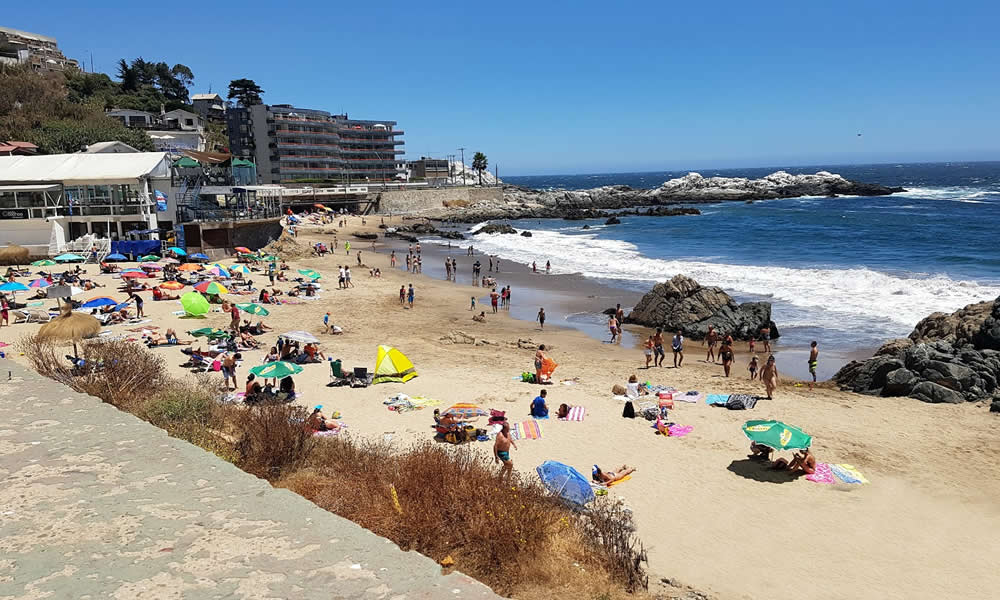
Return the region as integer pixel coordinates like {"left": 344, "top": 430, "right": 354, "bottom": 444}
{"left": 495, "top": 164, "right": 499, "bottom": 187}
{"left": 458, "top": 147, "right": 466, "bottom": 186}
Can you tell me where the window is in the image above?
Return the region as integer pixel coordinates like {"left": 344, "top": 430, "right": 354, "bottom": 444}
{"left": 185, "top": 119, "right": 194, "bottom": 126}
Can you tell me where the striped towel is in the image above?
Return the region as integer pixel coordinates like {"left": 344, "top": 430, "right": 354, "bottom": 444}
{"left": 831, "top": 464, "right": 869, "bottom": 484}
{"left": 706, "top": 394, "right": 730, "bottom": 405}
{"left": 806, "top": 462, "right": 836, "bottom": 484}
{"left": 521, "top": 420, "right": 542, "bottom": 439}
{"left": 674, "top": 391, "right": 703, "bottom": 403}
{"left": 561, "top": 406, "right": 586, "bottom": 422}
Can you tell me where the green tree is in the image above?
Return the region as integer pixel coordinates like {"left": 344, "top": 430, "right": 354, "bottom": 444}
{"left": 228, "top": 78, "right": 265, "bottom": 107}
{"left": 33, "top": 119, "right": 155, "bottom": 153}
{"left": 472, "top": 152, "right": 488, "bottom": 186}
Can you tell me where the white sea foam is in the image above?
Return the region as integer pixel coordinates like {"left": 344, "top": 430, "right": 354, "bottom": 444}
{"left": 900, "top": 186, "right": 997, "bottom": 203}
{"left": 468, "top": 228, "right": 1000, "bottom": 331}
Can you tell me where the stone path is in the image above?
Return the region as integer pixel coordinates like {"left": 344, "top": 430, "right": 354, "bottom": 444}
{"left": 0, "top": 362, "right": 499, "bottom": 599}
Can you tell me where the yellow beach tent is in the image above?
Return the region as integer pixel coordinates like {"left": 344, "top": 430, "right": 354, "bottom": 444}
{"left": 374, "top": 345, "right": 417, "bottom": 384}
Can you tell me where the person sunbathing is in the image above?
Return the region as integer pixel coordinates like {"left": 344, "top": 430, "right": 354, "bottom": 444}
{"left": 152, "top": 288, "right": 179, "bottom": 301}
{"left": 433, "top": 409, "right": 463, "bottom": 428}
{"left": 593, "top": 465, "right": 636, "bottom": 485}
{"left": 145, "top": 329, "right": 191, "bottom": 346}
{"left": 772, "top": 448, "right": 816, "bottom": 475}
{"left": 748, "top": 442, "right": 773, "bottom": 461}
{"left": 239, "top": 331, "right": 261, "bottom": 349}
{"left": 305, "top": 406, "right": 339, "bottom": 432}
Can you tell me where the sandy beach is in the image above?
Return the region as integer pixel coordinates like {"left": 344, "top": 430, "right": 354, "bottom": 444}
{"left": 7, "top": 216, "right": 1000, "bottom": 600}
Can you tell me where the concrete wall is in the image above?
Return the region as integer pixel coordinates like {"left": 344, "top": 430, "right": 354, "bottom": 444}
{"left": 378, "top": 186, "right": 502, "bottom": 214}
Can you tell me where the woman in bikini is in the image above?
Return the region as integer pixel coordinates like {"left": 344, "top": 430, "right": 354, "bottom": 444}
{"left": 593, "top": 464, "right": 636, "bottom": 484}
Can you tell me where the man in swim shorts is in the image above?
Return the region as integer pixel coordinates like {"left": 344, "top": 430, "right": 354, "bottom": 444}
{"left": 652, "top": 328, "right": 665, "bottom": 367}
{"left": 672, "top": 330, "right": 684, "bottom": 368}
{"left": 494, "top": 421, "right": 517, "bottom": 479}
{"left": 705, "top": 325, "right": 718, "bottom": 363}
{"left": 808, "top": 341, "right": 819, "bottom": 389}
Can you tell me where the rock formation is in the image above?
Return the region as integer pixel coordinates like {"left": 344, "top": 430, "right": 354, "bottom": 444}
{"left": 425, "top": 171, "right": 902, "bottom": 223}
{"left": 625, "top": 275, "right": 778, "bottom": 341}
{"left": 834, "top": 296, "right": 1000, "bottom": 410}
{"left": 470, "top": 223, "right": 517, "bottom": 235}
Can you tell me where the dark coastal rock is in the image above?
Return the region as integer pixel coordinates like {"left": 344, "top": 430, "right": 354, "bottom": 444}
{"left": 394, "top": 223, "right": 465, "bottom": 240}
{"left": 605, "top": 216, "right": 621, "bottom": 225}
{"left": 625, "top": 275, "right": 778, "bottom": 341}
{"left": 582, "top": 225, "right": 591, "bottom": 230}
{"left": 835, "top": 295, "right": 1000, "bottom": 409}
{"left": 470, "top": 223, "right": 517, "bottom": 235}
{"left": 352, "top": 232, "right": 378, "bottom": 240}
{"left": 520, "top": 231, "right": 532, "bottom": 237}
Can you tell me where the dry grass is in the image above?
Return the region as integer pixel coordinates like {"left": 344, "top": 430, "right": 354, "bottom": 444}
{"left": 21, "top": 335, "right": 651, "bottom": 598}
{"left": 442, "top": 199, "right": 470, "bottom": 208}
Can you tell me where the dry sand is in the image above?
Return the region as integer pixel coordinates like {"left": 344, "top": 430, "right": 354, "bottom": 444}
{"left": 7, "top": 216, "right": 999, "bottom": 600}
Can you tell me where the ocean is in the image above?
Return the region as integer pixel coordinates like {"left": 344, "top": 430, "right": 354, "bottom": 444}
{"left": 466, "top": 162, "right": 1000, "bottom": 365}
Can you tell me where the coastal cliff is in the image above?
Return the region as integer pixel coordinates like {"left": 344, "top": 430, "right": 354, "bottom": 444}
{"left": 834, "top": 296, "right": 1000, "bottom": 410}
{"left": 426, "top": 171, "right": 903, "bottom": 222}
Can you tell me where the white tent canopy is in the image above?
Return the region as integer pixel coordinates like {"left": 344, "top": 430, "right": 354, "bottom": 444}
{"left": 0, "top": 152, "right": 170, "bottom": 185}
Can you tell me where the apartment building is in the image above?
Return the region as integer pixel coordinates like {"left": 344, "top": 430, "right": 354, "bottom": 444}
{"left": 108, "top": 107, "right": 207, "bottom": 152}
{"left": 408, "top": 157, "right": 450, "bottom": 183}
{"left": 226, "top": 104, "right": 403, "bottom": 184}
{"left": 0, "top": 26, "right": 79, "bottom": 72}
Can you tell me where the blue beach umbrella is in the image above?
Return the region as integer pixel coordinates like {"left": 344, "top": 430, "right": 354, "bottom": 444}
{"left": 168, "top": 246, "right": 187, "bottom": 256}
{"left": 0, "top": 281, "right": 30, "bottom": 292}
{"left": 535, "top": 461, "right": 595, "bottom": 506}
{"left": 81, "top": 297, "right": 118, "bottom": 309}
{"left": 105, "top": 253, "right": 127, "bottom": 261}
{"left": 191, "top": 253, "right": 210, "bottom": 261}
{"left": 54, "top": 253, "right": 85, "bottom": 262}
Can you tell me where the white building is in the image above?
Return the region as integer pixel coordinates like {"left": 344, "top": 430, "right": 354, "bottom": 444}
{"left": 191, "top": 93, "right": 226, "bottom": 120}
{"left": 0, "top": 153, "right": 174, "bottom": 256}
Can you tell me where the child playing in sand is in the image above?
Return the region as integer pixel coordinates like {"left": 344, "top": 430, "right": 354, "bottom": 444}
{"left": 470, "top": 296, "right": 476, "bottom": 311}
{"left": 644, "top": 335, "right": 654, "bottom": 368}
{"left": 748, "top": 355, "right": 759, "bottom": 380}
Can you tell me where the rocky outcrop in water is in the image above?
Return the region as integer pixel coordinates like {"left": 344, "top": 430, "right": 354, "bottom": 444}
{"left": 834, "top": 296, "right": 1000, "bottom": 409}
{"left": 470, "top": 223, "right": 517, "bottom": 235}
{"left": 625, "top": 275, "right": 778, "bottom": 341}
{"left": 427, "top": 171, "right": 902, "bottom": 223}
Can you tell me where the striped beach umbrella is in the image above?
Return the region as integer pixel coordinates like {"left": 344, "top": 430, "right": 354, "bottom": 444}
{"left": 140, "top": 262, "right": 163, "bottom": 270}
{"left": 194, "top": 281, "right": 228, "bottom": 295}
{"left": 28, "top": 278, "right": 51, "bottom": 288}
{"left": 159, "top": 281, "right": 185, "bottom": 290}
{"left": 121, "top": 271, "right": 149, "bottom": 279}
{"left": 236, "top": 303, "right": 269, "bottom": 316}
{"left": 159, "top": 257, "right": 180, "bottom": 265}
{"left": 442, "top": 403, "right": 489, "bottom": 420}
{"left": 229, "top": 264, "right": 251, "bottom": 275}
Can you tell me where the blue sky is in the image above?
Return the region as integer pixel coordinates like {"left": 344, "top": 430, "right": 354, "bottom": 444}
{"left": 6, "top": 1, "right": 999, "bottom": 174}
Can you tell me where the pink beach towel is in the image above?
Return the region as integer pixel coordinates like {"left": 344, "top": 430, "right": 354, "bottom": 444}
{"left": 806, "top": 462, "right": 836, "bottom": 484}
{"left": 520, "top": 420, "right": 542, "bottom": 439}
{"left": 667, "top": 424, "right": 693, "bottom": 437}
{"left": 560, "top": 406, "right": 586, "bottom": 421}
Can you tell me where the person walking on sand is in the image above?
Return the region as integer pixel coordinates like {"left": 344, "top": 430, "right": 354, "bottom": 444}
{"left": 748, "top": 355, "right": 759, "bottom": 380}
{"left": 534, "top": 344, "right": 548, "bottom": 384}
{"left": 762, "top": 355, "right": 779, "bottom": 399}
{"left": 490, "top": 288, "right": 500, "bottom": 313}
{"left": 537, "top": 307, "right": 546, "bottom": 330}
{"left": 494, "top": 421, "right": 517, "bottom": 479}
{"left": 323, "top": 312, "right": 332, "bottom": 333}
{"left": 407, "top": 283, "right": 414, "bottom": 308}
{"left": 643, "top": 335, "right": 654, "bottom": 368}
{"left": 345, "top": 241, "right": 350, "bottom": 255}
{"left": 451, "top": 257, "right": 457, "bottom": 279}
{"left": 720, "top": 339, "right": 735, "bottom": 377}
{"left": 760, "top": 326, "right": 771, "bottom": 354}
{"left": 357, "top": 251, "right": 362, "bottom": 266}
{"left": 808, "top": 341, "right": 819, "bottom": 389}
{"left": 705, "top": 325, "right": 718, "bottom": 363}
{"left": 671, "top": 330, "right": 684, "bottom": 367}
{"left": 399, "top": 285, "right": 406, "bottom": 306}
{"left": 345, "top": 266, "right": 354, "bottom": 288}
{"left": 652, "top": 328, "right": 665, "bottom": 367}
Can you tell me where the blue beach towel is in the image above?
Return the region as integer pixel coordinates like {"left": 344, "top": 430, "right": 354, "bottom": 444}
{"left": 706, "top": 394, "right": 730, "bottom": 405}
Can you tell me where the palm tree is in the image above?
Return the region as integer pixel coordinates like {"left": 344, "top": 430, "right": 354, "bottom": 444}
{"left": 472, "top": 152, "right": 488, "bottom": 186}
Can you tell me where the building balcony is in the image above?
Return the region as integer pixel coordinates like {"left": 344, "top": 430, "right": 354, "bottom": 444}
{"left": 340, "top": 147, "right": 404, "bottom": 156}
{"left": 339, "top": 138, "right": 405, "bottom": 146}
{"left": 274, "top": 128, "right": 339, "bottom": 138}
{"left": 276, "top": 141, "right": 341, "bottom": 150}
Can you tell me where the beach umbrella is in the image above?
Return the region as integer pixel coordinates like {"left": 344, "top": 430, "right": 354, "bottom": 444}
{"left": 250, "top": 360, "right": 302, "bottom": 380}
{"left": 742, "top": 420, "right": 813, "bottom": 451}
{"left": 160, "top": 281, "right": 185, "bottom": 291}
{"left": 180, "top": 291, "right": 210, "bottom": 316}
{"left": 442, "top": 403, "right": 489, "bottom": 420}
{"left": 234, "top": 246, "right": 252, "bottom": 254}
{"left": 188, "top": 327, "right": 230, "bottom": 339}
{"left": 298, "top": 268, "right": 321, "bottom": 280}
{"left": 28, "top": 278, "right": 51, "bottom": 288}
{"left": 236, "top": 303, "right": 269, "bottom": 316}
{"left": 167, "top": 246, "right": 187, "bottom": 256}
{"left": 138, "top": 254, "right": 159, "bottom": 262}
{"left": 36, "top": 304, "right": 101, "bottom": 355}
{"left": 81, "top": 296, "right": 118, "bottom": 309}
{"left": 159, "top": 257, "right": 180, "bottom": 265}
{"left": 121, "top": 271, "right": 149, "bottom": 279}
{"left": 191, "top": 253, "right": 210, "bottom": 261}
{"left": 112, "top": 301, "right": 131, "bottom": 312}
{"left": 0, "top": 244, "right": 30, "bottom": 267}
{"left": 229, "top": 264, "right": 251, "bottom": 275}
{"left": 194, "top": 281, "right": 229, "bottom": 295}
{"left": 178, "top": 263, "right": 203, "bottom": 271}
{"left": 46, "top": 285, "right": 83, "bottom": 299}
{"left": 54, "top": 253, "right": 85, "bottom": 262}
{"left": 260, "top": 255, "right": 278, "bottom": 262}
{"left": 139, "top": 262, "right": 163, "bottom": 270}
{"left": 536, "top": 461, "right": 595, "bottom": 506}
{"left": 105, "top": 253, "right": 127, "bottom": 262}
{"left": 0, "top": 281, "right": 30, "bottom": 292}
{"left": 206, "top": 265, "right": 230, "bottom": 278}
{"left": 31, "top": 259, "right": 56, "bottom": 266}
{"left": 280, "top": 330, "right": 320, "bottom": 344}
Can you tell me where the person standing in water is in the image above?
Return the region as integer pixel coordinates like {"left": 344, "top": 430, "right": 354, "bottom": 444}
{"left": 537, "top": 307, "right": 546, "bottom": 330}
{"left": 808, "top": 341, "right": 819, "bottom": 389}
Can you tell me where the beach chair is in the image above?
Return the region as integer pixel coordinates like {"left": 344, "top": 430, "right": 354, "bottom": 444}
{"left": 329, "top": 359, "right": 343, "bottom": 380}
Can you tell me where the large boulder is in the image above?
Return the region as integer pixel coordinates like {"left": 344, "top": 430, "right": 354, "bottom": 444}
{"left": 974, "top": 299, "right": 1000, "bottom": 350}
{"left": 625, "top": 275, "right": 778, "bottom": 340}
{"left": 470, "top": 223, "right": 517, "bottom": 235}
{"left": 882, "top": 368, "right": 918, "bottom": 396}
{"left": 909, "top": 381, "right": 965, "bottom": 404}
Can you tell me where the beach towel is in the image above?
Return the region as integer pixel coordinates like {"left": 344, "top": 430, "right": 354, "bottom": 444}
{"left": 674, "top": 391, "right": 704, "bottom": 403}
{"left": 831, "top": 463, "right": 869, "bottom": 484}
{"left": 560, "top": 406, "right": 586, "bottom": 422}
{"left": 806, "top": 462, "right": 836, "bottom": 484}
{"left": 612, "top": 394, "right": 632, "bottom": 402}
{"left": 521, "top": 420, "right": 543, "bottom": 439}
{"left": 648, "top": 385, "right": 676, "bottom": 395}
{"left": 725, "top": 394, "right": 758, "bottom": 410}
{"left": 706, "top": 394, "right": 730, "bottom": 405}
{"left": 607, "top": 474, "right": 631, "bottom": 487}
{"left": 667, "top": 424, "right": 693, "bottom": 437}
{"left": 510, "top": 422, "right": 521, "bottom": 440}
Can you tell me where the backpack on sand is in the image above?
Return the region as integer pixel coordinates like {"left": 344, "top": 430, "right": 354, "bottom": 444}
{"left": 622, "top": 401, "right": 635, "bottom": 419}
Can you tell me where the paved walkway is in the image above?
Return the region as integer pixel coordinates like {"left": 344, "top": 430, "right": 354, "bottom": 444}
{"left": 0, "top": 361, "right": 499, "bottom": 599}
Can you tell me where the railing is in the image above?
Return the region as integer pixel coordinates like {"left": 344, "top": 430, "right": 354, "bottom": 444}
{"left": 176, "top": 204, "right": 283, "bottom": 224}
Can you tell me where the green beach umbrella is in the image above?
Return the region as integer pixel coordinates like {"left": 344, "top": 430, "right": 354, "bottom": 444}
{"left": 261, "top": 255, "right": 278, "bottom": 262}
{"left": 298, "top": 268, "right": 321, "bottom": 280}
{"left": 742, "top": 420, "right": 812, "bottom": 451}
{"left": 236, "top": 303, "right": 269, "bottom": 316}
{"left": 138, "top": 254, "right": 160, "bottom": 262}
{"left": 180, "top": 291, "right": 210, "bottom": 317}
{"left": 188, "top": 327, "right": 230, "bottom": 339}
{"left": 32, "top": 259, "right": 56, "bottom": 266}
{"left": 250, "top": 360, "right": 302, "bottom": 380}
